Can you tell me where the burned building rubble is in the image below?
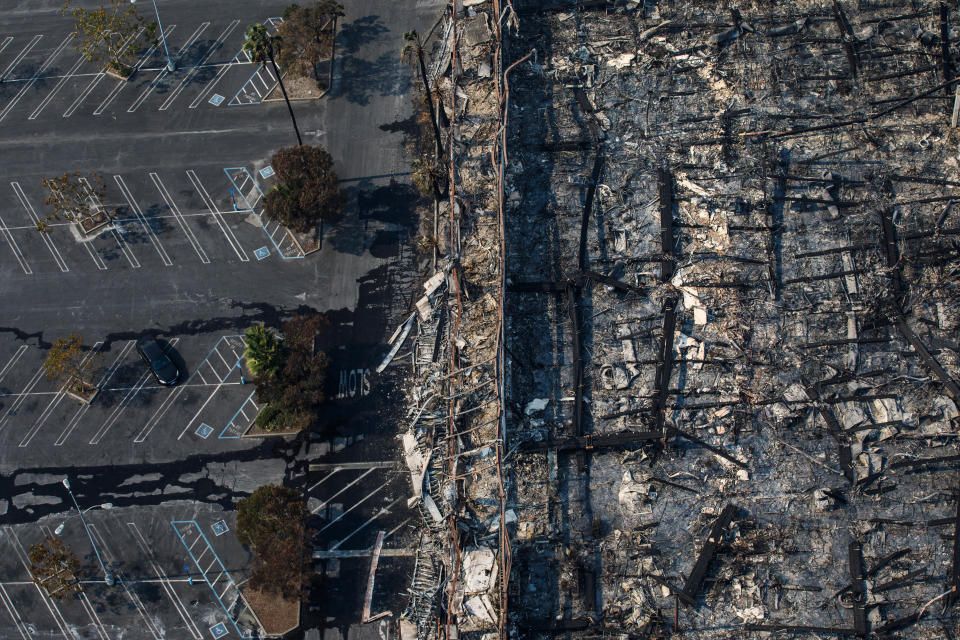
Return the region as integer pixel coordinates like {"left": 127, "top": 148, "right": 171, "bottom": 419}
{"left": 381, "top": 0, "right": 960, "bottom": 638}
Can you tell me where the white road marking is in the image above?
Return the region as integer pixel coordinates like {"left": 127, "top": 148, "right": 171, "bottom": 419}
{"left": 0, "top": 35, "right": 71, "bottom": 122}
{"left": 186, "top": 169, "right": 248, "bottom": 260}
{"left": 11, "top": 182, "right": 69, "bottom": 272}
{"left": 0, "top": 583, "right": 30, "bottom": 640}
{"left": 0, "top": 346, "right": 27, "bottom": 385}
{"left": 319, "top": 479, "right": 392, "bottom": 533}
{"left": 150, "top": 172, "right": 209, "bottom": 263}
{"left": 56, "top": 340, "right": 135, "bottom": 446}
{"left": 0, "top": 37, "right": 14, "bottom": 58}
{"left": 62, "top": 26, "right": 144, "bottom": 118}
{"left": 19, "top": 340, "right": 102, "bottom": 447}
{"left": 177, "top": 383, "right": 223, "bottom": 440}
{"left": 113, "top": 174, "right": 172, "bottom": 265}
{"left": 310, "top": 468, "right": 377, "bottom": 514}
{"left": 127, "top": 22, "right": 209, "bottom": 113}
{"left": 133, "top": 384, "right": 185, "bottom": 442}
{"left": 78, "top": 592, "right": 109, "bottom": 640}
{"left": 2, "top": 528, "right": 71, "bottom": 640}
{"left": 27, "top": 53, "right": 85, "bottom": 120}
{"left": 0, "top": 212, "right": 31, "bottom": 274}
{"left": 87, "top": 337, "right": 178, "bottom": 445}
{"left": 127, "top": 522, "right": 203, "bottom": 640}
{"left": 94, "top": 24, "right": 177, "bottom": 115}
{"left": 80, "top": 235, "right": 108, "bottom": 270}
{"left": 0, "top": 364, "right": 46, "bottom": 434}
{"left": 88, "top": 524, "right": 163, "bottom": 640}
{"left": 0, "top": 35, "right": 41, "bottom": 81}
{"left": 330, "top": 497, "right": 405, "bottom": 550}
{"left": 80, "top": 176, "right": 139, "bottom": 268}
{"left": 159, "top": 20, "right": 240, "bottom": 111}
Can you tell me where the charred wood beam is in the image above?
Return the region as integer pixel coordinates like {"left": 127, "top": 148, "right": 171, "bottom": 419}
{"left": 646, "top": 573, "right": 693, "bottom": 605}
{"left": 834, "top": 549, "right": 911, "bottom": 598}
{"left": 942, "top": 3, "right": 953, "bottom": 91}
{"left": 873, "top": 613, "right": 921, "bottom": 635}
{"left": 744, "top": 624, "right": 858, "bottom": 636}
{"left": 891, "top": 314, "right": 960, "bottom": 401}
{"left": 577, "top": 153, "right": 604, "bottom": 272}
{"left": 832, "top": 0, "right": 859, "bottom": 76}
{"left": 581, "top": 270, "right": 643, "bottom": 294}
{"left": 949, "top": 491, "right": 960, "bottom": 607}
{"left": 872, "top": 568, "right": 928, "bottom": 593}
{"left": 658, "top": 167, "right": 675, "bottom": 282}
{"left": 668, "top": 427, "right": 749, "bottom": 470}
{"left": 802, "top": 381, "right": 852, "bottom": 481}
{"left": 848, "top": 541, "right": 867, "bottom": 636}
{"left": 566, "top": 284, "right": 585, "bottom": 469}
{"left": 653, "top": 300, "right": 678, "bottom": 435}
{"left": 680, "top": 504, "right": 738, "bottom": 605}
{"left": 516, "top": 429, "right": 661, "bottom": 453}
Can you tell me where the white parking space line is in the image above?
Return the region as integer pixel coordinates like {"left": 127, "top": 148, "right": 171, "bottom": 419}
{"left": 150, "top": 172, "right": 209, "bottom": 263}
{"left": 0, "top": 35, "right": 41, "bottom": 81}
{"left": 0, "top": 212, "right": 31, "bottom": 274}
{"left": 330, "top": 497, "right": 405, "bottom": 550}
{"left": 11, "top": 182, "right": 69, "bottom": 272}
{"left": 87, "top": 337, "right": 177, "bottom": 445}
{"left": 177, "top": 384, "right": 223, "bottom": 440}
{"left": 0, "top": 37, "right": 14, "bottom": 58}
{"left": 186, "top": 169, "right": 248, "bottom": 260}
{"left": 113, "top": 174, "right": 172, "bottom": 266}
{"left": 159, "top": 20, "right": 240, "bottom": 111}
{"left": 80, "top": 236, "right": 108, "bottom": 270}
{"left": 88, "top": 524, "right": 163, "bottom": 640}
{"left": 28, "top": 53, "right": 85, "bottom": 120}
{"left": 62, "top": 27, "right": 143, "bottom": 118}
{"left": 56, "top": 340, "right": 134, "bottom": 446}
{"left": 310, "top": 468, "right": 377, "bottom": 514}
{"left": 78, "top": 593, "right": 109, "bottom": 640}
{"left": 0, "top": 365, "right": 46, "bottom": 434}
{"left": 0, "top": 584, "right": 30, "bottom": 640}
{"left": 80, "top": 176, "right": 139, "bottom": 268}
{"left": 127, "top": 522, "right": 203, "bottom": 640}
{"left": 0, "top": 35, "right": 71, "bottom": 122}
{"left": 94, "top": 24, "right": 177, "bottom": 116}
{"left": 2, "top": 528, "right": 71, "bottom": 640}
{"left": 19, "top": 340, "right": 102, "bottom": 447}
{"left": 319, "top": 479, "right": 392, "bottom": 533}
{"left": 0, "top": 346, "right": 27, "bottom": 385}
{"left": 134, "top": 385, "right": 185, "bottom": 443}
{"left": 127, "top": 22, "right": 209, "bottom": 113}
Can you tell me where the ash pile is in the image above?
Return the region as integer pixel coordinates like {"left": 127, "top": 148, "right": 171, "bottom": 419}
{"left": 501, "top": 0, "right": 960, "bottom": 638}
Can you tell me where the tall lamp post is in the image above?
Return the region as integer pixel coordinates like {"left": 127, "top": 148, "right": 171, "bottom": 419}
{"left": 61, "top": 478, "right": 115, "bottom": 586}
{"left": 131, "top": 0, "right": 175, "bottom": 72}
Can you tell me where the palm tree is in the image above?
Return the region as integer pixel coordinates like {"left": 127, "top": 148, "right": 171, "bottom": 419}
{"left": 244, "top": 23, "right": 303, "bottom": 146}
{"left": 244, "top": 324, "right": 286, "bottom": 378}
{"left": 402, "top": 30, "right": 444, "bottom": 157}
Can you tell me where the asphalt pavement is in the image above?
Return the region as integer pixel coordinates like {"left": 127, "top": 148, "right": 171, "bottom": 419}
{"left": 0, "top": 0, "right": 442, "bottom": 637}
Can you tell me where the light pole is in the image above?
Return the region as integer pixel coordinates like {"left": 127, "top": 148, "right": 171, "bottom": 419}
{"left": 131, "top": 0, "right": 175, "bottom": 72}
{"left": 54, "top": 503, "right": 113, "bottom": 535}
{"left": 61, "top": 478, "right": 115, "bottom": 586}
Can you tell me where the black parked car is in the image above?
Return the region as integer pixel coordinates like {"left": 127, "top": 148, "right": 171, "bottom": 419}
{"left": 136, "top": 337, "right": 180, "bottom": 386}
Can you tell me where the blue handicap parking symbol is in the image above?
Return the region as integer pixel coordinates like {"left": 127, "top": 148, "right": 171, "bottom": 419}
{"left": 259, "top": 165, "right": 275, "bottom": 179}
{"left": 208, "top": 93, "right": 225, "bottom": 106}
{"left": 196, "top": 423, "right": 213, "bottom": 439}
{"left": 254, "top": 246, "right": 270, "bottom": 260}
{"left": 212, "top": 519, "right": 229, "bottom": 536}
{"left": 210, "top": 622, "right": 228, "bottom": 639}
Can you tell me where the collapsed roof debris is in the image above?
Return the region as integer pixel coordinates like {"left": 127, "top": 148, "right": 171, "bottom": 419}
{"left": 381, "top": 0, "right": 960, "bottom": 638}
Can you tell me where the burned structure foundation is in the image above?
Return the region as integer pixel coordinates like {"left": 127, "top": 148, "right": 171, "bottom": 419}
{"left": 383, "top": 1, "right": 960, "bottom": 639}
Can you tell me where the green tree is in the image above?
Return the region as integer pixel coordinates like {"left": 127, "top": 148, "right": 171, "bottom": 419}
{"left": 244, "top": 324, "right": 287, "bottom": 379}
{"left": 63, "top": 0, "right": 157, "bottom": 77}
{"left": 236, "top": 485, "right": 308, "bottom": 598}
{"left": 29, "top": 536, "right": 82, "bottom": 600}
{"left": 43, "top": 334, "right": 101, "bottom": 395}
{"left": 39, "top": 172, "right": 112, "bottom": 234}
{"left": 263, "top": 145, "right": 345, "bottom": 233}
{"left": 275, "top": 1, "right": 344, "bottom": 83}
{"left": 244, "top": 23, "right": 303, "bottom": 146}
{"left": 251, "top": 313, "right": 329, "bottom": 432}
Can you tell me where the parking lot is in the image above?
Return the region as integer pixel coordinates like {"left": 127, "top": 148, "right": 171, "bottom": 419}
{"left": 0, "top": 0, "right": 439, "bottom": 636}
